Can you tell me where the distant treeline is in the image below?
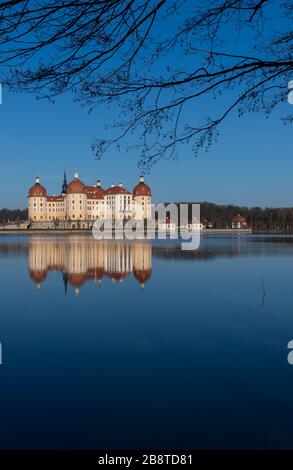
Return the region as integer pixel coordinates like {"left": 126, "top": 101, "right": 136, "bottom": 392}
{"left": 0, "top": 209, "right": 28, "bottom": 224}
{"left": 1, "top": 203, "right": 293, "bottom": 230}
{"left": 166, "top": 202, "right": 293, "bottom": 230}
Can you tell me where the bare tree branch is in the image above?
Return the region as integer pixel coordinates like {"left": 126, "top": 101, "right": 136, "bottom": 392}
{"left": 0, "top": 0, "right": 291, "bottom": 168}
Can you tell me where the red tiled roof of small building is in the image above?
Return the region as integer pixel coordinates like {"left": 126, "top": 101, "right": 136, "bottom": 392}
{"left": 232, "top": 214, "right": 246, "bottom": 222}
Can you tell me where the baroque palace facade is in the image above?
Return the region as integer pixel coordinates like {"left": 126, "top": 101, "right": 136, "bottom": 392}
{"left": 28, "top": 171, "right": 152, "bottom": 228}
{"left": 28, "top": 238, "right": 152, "bottom": 295}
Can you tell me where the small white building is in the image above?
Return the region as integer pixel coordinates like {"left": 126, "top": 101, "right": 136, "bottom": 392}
{"left": 231, "top": 214, "right": 247, "bottom": 229}
{"left": 180, "top": 218, "right": 203, "bottom": 231}
{"left": 158, "top": 217, "right": 177, "bottom": 232}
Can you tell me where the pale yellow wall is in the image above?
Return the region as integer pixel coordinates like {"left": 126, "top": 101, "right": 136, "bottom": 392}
{"left": 66, "top": 193, "right": 87, "bottom": 220}
{"left": 66, "top": 239, "right": 89, "bottom": 274}
{"left": 28, "top": 186, "right": 151, "bottom": 222}
{"left": 86, "top": 198, "right": 104, "bottom": 220}
{"left": 104, "top": 194, "right": 134, "bottom": 220}
{"left": 134, "top": 195, "right": 151, "bottom": 220}
{"left": 47, "top": 201, "right": 65, "bottom": 220}
{"left": 28, "top": 196, "right": 47, "bottom": 221}
{"left": 28, "top": 239, "right": 152, "bottom": 277}
{"left": 133, "top": 243, "right": 152, "bottom": 271}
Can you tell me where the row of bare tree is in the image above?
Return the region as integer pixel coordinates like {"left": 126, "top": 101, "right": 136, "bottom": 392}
{"left": 2, "top": 203, "right": 293, "bottom": 230}
{"left": 169, "top": 202, "right": 293, "bottom": 230}
{"left": 0, "top": 209, "right": 28, "bottom": 226}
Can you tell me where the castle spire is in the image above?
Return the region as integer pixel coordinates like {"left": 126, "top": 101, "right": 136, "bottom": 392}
{"left": 62, "top": 271, "right": 68, "bottom": 295}
{"left": 61, "top": 169, "right": 68, "bottom": 195}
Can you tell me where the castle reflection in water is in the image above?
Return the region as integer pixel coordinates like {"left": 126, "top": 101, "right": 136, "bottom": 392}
{"left": 28, "top": 237, "right": 152, "bottom": 295}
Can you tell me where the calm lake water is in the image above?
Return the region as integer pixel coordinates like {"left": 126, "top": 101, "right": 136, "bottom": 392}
{"left": 1, "top": 233, "right": 293, "bottom": 449}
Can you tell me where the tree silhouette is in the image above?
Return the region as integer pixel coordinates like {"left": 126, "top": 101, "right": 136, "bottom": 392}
{"left": 0, "top": 0, "right": 292, "bottom": 168}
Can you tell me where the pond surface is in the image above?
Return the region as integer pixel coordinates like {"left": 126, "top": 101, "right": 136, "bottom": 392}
{"left": 0, "top": 233, "right": 293, "bottom": 449}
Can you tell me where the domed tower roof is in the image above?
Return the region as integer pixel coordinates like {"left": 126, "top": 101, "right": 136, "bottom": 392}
{"left": 68, "top": 273, "right": 86, "bottom": 297}
{"left": 67, "top": 171, "right": 85, "bottom": 194}
{"left": 28, "top": 176, "right": 47, "bottom": 197}
{"left": 29, "top": 269, "right": 48, "bottom": 283}
{"left": 133, "top": 176, "right": 151, "bottom": 197}
{"left": 133, "top": 268, "right": 152, "bottom": 284}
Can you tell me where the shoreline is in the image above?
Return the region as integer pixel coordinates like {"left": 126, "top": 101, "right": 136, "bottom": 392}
{"left": 0, "top": 228, "right": 292, "bottom": 236}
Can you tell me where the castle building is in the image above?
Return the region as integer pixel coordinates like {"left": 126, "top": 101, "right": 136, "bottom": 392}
{"left": 28, "top": 238, "right": 152, "bottom": 294}
{"left": 28, "top": 172, "right": 151, "bottom": 228}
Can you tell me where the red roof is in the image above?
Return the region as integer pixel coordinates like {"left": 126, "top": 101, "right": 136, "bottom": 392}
{"left": 133, "top": 181, "right": 151, "bottom": 197}
{"left": 47, "top": 195, "right": 65, "bottom": 202}
{"left": 86, "top": 267, "right": 105, "bottom": 280}
{"left": 105, "top": 185, "right": 131, "bottom": 195}
{"left": 68, "top": 273, "right": 86, "bottom": 287}
{"left": 28, "top": 183, "right": 47, "bottom": 197}
{"left": 107, "top": 271, "right": 128, "bottom": 281}
{"left": 29, "top": 269, "right": 47, "bottom": 283}
{"left": 85, "top": 185, "right": 105, "bottom": 199}
{"left": 133, "top": 268, "right": 152, "bottom": 283}
{"left": 232, "top": 215, "right": 246, "bottom": 222}
{"left": 67, "top": 179, "right": 85, "bottom": 194}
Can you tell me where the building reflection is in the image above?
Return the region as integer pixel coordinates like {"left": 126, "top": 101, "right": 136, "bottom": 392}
{"left": 28, "top": 237, "right": 152, "bottom": 295}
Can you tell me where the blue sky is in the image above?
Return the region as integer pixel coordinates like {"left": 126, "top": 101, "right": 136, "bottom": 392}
{"left": 0, "top": 0, "right": 292, "bottom": 209}
{"left": 0, "top": 86, "right": 292, "bottom": 209}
